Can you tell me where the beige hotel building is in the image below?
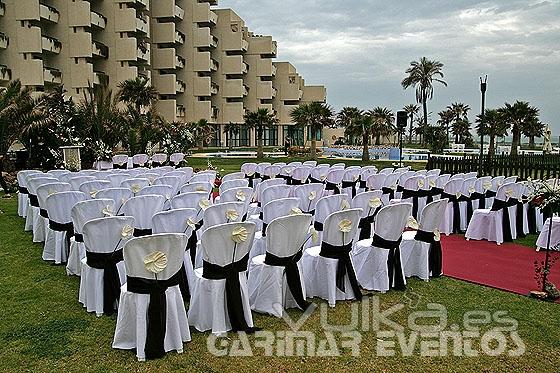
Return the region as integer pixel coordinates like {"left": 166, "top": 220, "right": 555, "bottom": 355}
{"left": 0, "top": 0, "right": 331, "bottom": 148}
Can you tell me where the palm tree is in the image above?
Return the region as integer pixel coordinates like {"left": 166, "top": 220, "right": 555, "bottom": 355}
{"left": 403, "top": 104, "right": 419, "bottom": 144}
{"left": 336, "top": 106, "right": 362, "bottom": 144}
{"left": 342, "top": 110, "right": 372, "bottom": 161}
{"left": 475, "top": 109, "right": 508, "bottom": 157}
{"left": 368, "top": 107, "right": 395, "bottom": 145}
{"left": 117, "top": 77, "right": 158, "bottom": 113}
{"left": 244, "top": 108, "right": 278, "bottom": 158}
{"left": 290, "top": 102, "right": 335, "bottom": 159}
{"left": 498, "top": 101, "right": 539, "bottom": 155}
{"left": 437, "top": 109, "right": 454, "bottom": 147}
{"left": 447, "top": 102, "right": 470, "bottom": 143}
{"left": 401, "top": 57, "right": 447, "bottom": 128}
{"left": 451, "top": 118, "right": 473, "bottom": 145}
{"left": 522, "top": 118, "right": 545, "bottom": 149}
{"left": 0, "top": 80, "right": 44, "bottom": 191}
{"left": 189, "top": 118, "right": 214, "bottom": 150}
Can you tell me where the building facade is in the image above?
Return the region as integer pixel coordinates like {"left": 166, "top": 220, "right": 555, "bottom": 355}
{"left": 0, "top": 0, "right": 327, "bottom": 147}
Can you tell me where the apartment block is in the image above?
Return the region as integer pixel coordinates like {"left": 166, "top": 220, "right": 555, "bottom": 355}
{"left": 0, "top": 0, "right": 326, "bottom": 147}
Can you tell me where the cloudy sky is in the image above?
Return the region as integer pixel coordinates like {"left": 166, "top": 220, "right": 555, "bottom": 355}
{"left": 220, "top": 0, "right": 560, "bottom": 134}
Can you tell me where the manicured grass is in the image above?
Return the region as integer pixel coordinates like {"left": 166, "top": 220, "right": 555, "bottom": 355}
{"left": 1, "top": 159, "right": 559, "bottom": 372}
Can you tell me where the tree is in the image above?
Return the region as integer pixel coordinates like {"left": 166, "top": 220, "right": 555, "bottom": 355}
{"left": 341, "top": 110, "right": 372, "bottom": 161}
{"left": 447, "top": 102, "right": 470, "bottom": 143}
{"left": 498, "top": 101, "right": 539, "bottom": 155}
{"left": 475, "top": 109, "right": 508, "bottom": 157}
{"left": 401, "top": 57, "right": 447, "bottom": 129}
{"left": 0, "top": 80, "right": 44, "bottom": 191}
{"left": 403, "top": 104, "right": 419, "bottom": 144}
{"left": 117, "top": 77, "right": 158, "bottom": 113}
{"left": 522, "top": 118, "right": 545, "bottom": 149}
{"left": 190, "top": 119, "right": 214, "bottom": 150}
{"left": 290, "top": 102, "right": 335, "bottom": 159}
{"left": 437, "top": 109, "right": 454, "bottom": 147}
{"left": 424, "top": 125, "right": 448, "bottom": 154}
{"left": 336, "top": 106, "right": 362, "bottom": 145}
{"left": 368, "top": 107, "right": 395, "bottom": 145}
{"left": 244, "top": 108, "right": 278, "bottom": 158}
{"left": 224, "top": 122, "right": 242, "bottom": 149}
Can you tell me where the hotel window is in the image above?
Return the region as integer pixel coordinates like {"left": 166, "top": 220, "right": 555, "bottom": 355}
{"left": 283, "top": 125, "right": 304, "bottom": 146}
{"left": 208, "top": 124, "right": 221, "bottom": 147}
{"left": 226, "top": 126, "right": 250, "bottom": 147}
{"left": 307, "top": 126, "right": 322, "bottom": 141}
{"left": 262, "top": 126, "right": 278, "bottom": 146}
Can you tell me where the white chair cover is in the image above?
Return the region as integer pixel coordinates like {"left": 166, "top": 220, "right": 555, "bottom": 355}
{"left": 188, "top": 222, "right": 256, "bottom": 334}
{"left": 17, "top": 170, "right": 42, "bottom": 217}
{"left": 69, "top": 176, "right": 96, "bottom": 191}
{"left": 151, "top": 153, "right": 168, "bottom": 166}
{"left": 107, "top": 173, "right": 132, "bottom": 188}
{"left": 169, "top": 152, "right": 185, "bottom": 166}
{"left": 132, "top": 154, "right": 149, "bottom": 167}
{"left": 36, "top": 182, "right": 72, "bottom": 246}
{"left": 248, "top": 214, "right": 313, "bottom": 317}
{"left": 120, "top": 178, "right": 151, "bottom": 196}
{"left": 352, "top": 203, "right": 412, "bottom": 292}
{"left": 219, "top": 187, "right": 253, "bottom": 217}
{"left": 293, "top": 183, "right": 325, "bottom": 214}
{"left": 536, "top": 217, "right": 560, "bottom": 250}
{"left": 301, "top": 209, "right": 362, "bottom": 306}
{"left": 79, "top": 180, "right": 111, "bottom": 199}
{"left": 25, "top": 176, "right": 58, "bottom": 235}
{"left": 121, "top": 195, "right": 165, "bottom": 233}
{"left": 222, "top": 172, "right": 245, "bottom": 182}
{"left": 439, "top": 179, "right": 464, "bottom": 235}
{"left": 154, "top": 176, "right": 183, "bottom": 195}
{"left": 188, "top": 172, "right": 215, "bottom": 184}
{"left": 112, "top": 154, "right": 129, "bottom": 168}
{"left": 179, "top": 182, "right": 213, "bottom": 195}
{"left": 113, "top": 233, "right": 191, "bottom": 361}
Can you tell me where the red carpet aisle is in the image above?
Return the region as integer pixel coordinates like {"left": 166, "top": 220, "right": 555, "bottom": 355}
{"left": 441, "top": 235, "right": 560, "bottom": 300}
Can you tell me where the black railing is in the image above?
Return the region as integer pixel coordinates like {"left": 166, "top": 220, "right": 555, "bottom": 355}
{"left": 427, "top": 154, "right": 560, "bottom": 180}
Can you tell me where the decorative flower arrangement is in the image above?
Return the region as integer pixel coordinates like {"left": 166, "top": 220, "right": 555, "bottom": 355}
{"left": 102, "top": 205, "right": 114, "bottom": 216}
{"left": 290, "top": 207, "right": 303, "bottom": 215}
{"left": 226, "top": 209, "right": 239, "bottom": 222}
{"left": 368, "top": 197, "right": 382, "bottom": 208}
{"left": 527, "top": 178, "right": 560, "bottom": 301}
{"left": 236, "top": 190, "right": 246, "bottom": 201}
{"left": 198, "top": 199, "right": 211, "bottom": 210}
{"left": 130, "top": 184, "right": 141, "bottom": 194}
{"left": 340, "top": 199, "right": 350, "bottom": 210}
{"left": 92, "top": 140, "right": 113, "bottom": 162}
{"left": 121, "top": 225, "right": 134, "bottom": 238}
{"left": 231, "top": 226, "right": 248, "bottom": 244}
{"left": 406, "top": 216, "right": 420, "bottom": 230}
{"left": 308, "top": 191, "right": 317, "bottom": 201}
{"left": 144, "top": 251, "right": 168, "bottom": 274}
{"left": 338, "top": 219, "right": 352, "bottom": 233}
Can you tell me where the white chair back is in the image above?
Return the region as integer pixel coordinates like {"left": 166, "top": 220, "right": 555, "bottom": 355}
{"left": 69, "top": 176, "right": 96, "bottom": 191}
{"left": 132, "top": 154, "right": 149, "bottom": 167}
{"left": 373, "top": 203, "right": 412, "bottom": 241}
{"left": 266, "top": 214, "right": 313, "bottom": 257}
{"left": 46, "top": 191, "right": 87, "bottom": 224}
{"left": 201, "top": 222, "right": 256, "bottom": 266}
{"left": 293, "top": 183, "right": 325, "bottom": 213}
{"left": 189, "top": 173, "right": 215, "bottom": 184}
{"left": 95, "top": 187, "right": 133, "bottom": 214}
{"left": 219, "top": 187, "right": 253, "bottom": 214}
{"left": 152, "top": 208, "right": 197, "bottom": 235}
{"left": 71, "top": 199, "right": 115, "bottom": 236}
{"left": 180, "top": 182, "right": 212, "bottom": 195}
{"left": 169, "top": 152, "right": 185, "bottom": 166}
{"left": 261, "top": 184, "right": 291, "bottom": 208}
{"left": 137, "top": 185, "right": 174, "bottom": 200}
{"left": 222, "top": 172, "right": 245, "bottom": 182}
{"left": 107, "top": 174, "right": 132, "bottom": 188}
{"left": 120, "top": 178, "right": 150, "bottom": 193}
{"left": 366, "top": 174, "right": 387, "bottom": 190}
{"left": 121, "top": 195, "right": 165, "bottom": 230}
{"left": 262, "top": 198, "right": 300, "bottom": 225}
{"left": 315, "top": 194, "right": 351, "bottom": 225}
{"left": 322, "top": 209, "right": 362, "bottom": 245}
{"left": 79, "top": 180, "right": 111, "bottom": 199}
{"left": 219, "top": 179, "right": 249, "bottom": 195}
{"left": 171, "top": 191, "right": 210, "bottom": 211}
{"left": 418, "top": 199, "right": 448, "bottom": 232}
{"left": 352, "top": 190, "right": 384, "bottom": 219}
{"left": 37, "top": 182, "right": 72, "bottom": 210}
{"left": 202, "top": 202, "right": 246, "bottom": 233}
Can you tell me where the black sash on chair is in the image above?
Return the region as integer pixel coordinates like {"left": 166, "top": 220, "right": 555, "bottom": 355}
{"left": 133, "top": 163, "right": 144, "bottom": 168}
{"left": 525, "top": 196, "right": 537, "bottom": 235}
{"left": 414, "top": 230, "right": 442, "bottom": 277}
{"left": 261, "top": 222, "right": 269, "bottom": 237}
{"left": 471, "top": 191, "right": 486, "bottom": 210}
{"left": 313, "top": 221, "right": 324, "bottom": 232}
{"left": 515, "top": 200, "right": 526, "bottom": 239}
{"left": 325, "top": 181, "right": 340, "bottom": 195}
{"left": 291, "top": 178, "right": 303, "bottom": 185}
{"left": 202, "top": 253, "right": 258, "bottom": 333}
{"left": 19, "top": 186, "right": 29, "bottom": 194}
{"left": 74, "top": 233, "right": 84, "bottom": 243}
{"left": 49, "top": 220, "right": 75, "bottom": 260}
{"left": 381, "top": 187, "right": 395, "bottom": 200}
{"left": 319, "top": 242, "right": 362, "bottom": 299}
{"left": 427, "top": 187, "right": 443, "bottom": 204}
{"left": 441, "top": 192, "right": 461, "bottom": 234}
{"left": 371, "top": 234, "right": 405, "bottom": 290}
{"left": 29, "top": 194, "right": 39, "bottom": 208}
{"left": 113, "top": 163, "right": 127, "bottom": 170}
{"left": 187, "top": 220, "right": 204, "bottom": 265}
{"left": 86, "top": 249, "right": 124, "bottom": 315}
{"left": 134, "top": 228, "right": 152, "bottom": 237}
{"left": 152, "top": 161, "right": 163, "bottom": 168}
{"left": 261, "top": 175, "right": 271, "bottom": 181}
{"left": 397, "top": 185, "right": 405, "bottom": 193}
{"left": 341, "top": 180, "right": 357, "bottom": 198}
{"left": 127, "top": 270, "right": 182, "bottom": 360}
{"left": 253, "top": 172, "right": 261, "bottom": 180}
{"left": 358, "top": 207, "right": 381, "bottom": 240}
{"left": 358, "top": 178, "right": 367, "bottom": 190}
{"left": 264, "top": 250, "right": 308, "bottom": 310}
{"left": 457, "top": 194, "right": 472, "bottom": 231}
{"left": 308, "top": 176, "right": 323, "bottom": 184}
{"left": 245, "top": 173, "right": 255, "bottom": 187}
{"left": 490, "top": 198, "right": 514, "bottom": 242}
{"left": 40, "top": 208, "right": 49, "bottom": 219}
{"left": 401, "top": 189, "right": 423, "bottom": 218}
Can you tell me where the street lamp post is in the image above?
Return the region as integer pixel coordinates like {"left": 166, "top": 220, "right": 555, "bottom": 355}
{"left": 479, "top": 75, "right": 488, "bottom": 176}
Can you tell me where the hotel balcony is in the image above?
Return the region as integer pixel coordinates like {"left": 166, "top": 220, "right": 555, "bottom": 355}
{"left": 40, "top": 3, "right": 59, "bottom": 23}
{"left": 0, "top": 32, "right": 8, "bottom": 49}
{"left": 279, "top": 104, "right": 298, "bottom": 124}
{"left": 193, "top": 76, "right": 211, "bottom": 97}
{"left": 16, "top": 1, "right": 58, "bottom": 22}
{"left": 151, "top": 0, "right": 184, "bottom": 20}
{"left": 90, "top": 10, "right": 107, "bottom": 29}
{"left": 152, "top": 22, "right": 184, "bottom": 45}
{"left": 222, "top": 33, "right": 248, "bottom": 53}
{"left": 257, "top": 81, "right": 274, "bottom": 100}
{"left": 136, "top": 16, "right": 149, "bottom": 34}
{"left": 212, "top": 106, "right": 219, "bottom": 121}
{"left": 117, "top": 0, "right": 148, "bottom": 10}
{"left": 210, "top": 58, "right": 219, "bottom": 72}
{"left": 114, "top": 8, "right": 149, "bottom": 35}
{"left": 0, "top": 1, "right": 5, "bottom": 16}
{"left": 199, "top": 0, "right": 218, "bottom": 4}
{"left": 223, "top": 102, "right": 244, "bottom": 123}
{"left": 44, "top": 67, "right": 62, "bottom": 84}
{"left": 137, "top": 44, "right": 150, "bottom": 62}
{"left": 158, "top": 100, "right": 177, "bottom": 122}
{"left": 138, "top": 69, "right": 152, "bottom": 84}
{"left": 93, "top": 71, "right": 108, "bottom": 86}
{"left": 211, "top": 82, "right": 219, "bottom": 95}
{"left": 222, "top": 55, "right": 248, "bottom": 75}
{"left": 153, "top": 48, "right": 184, "bottom": 70}
{"left": 302, "top": 86, "right": 327, "bottom": 102}
{"left": 249, "top": 36, "right": 277, "bottom": 57}
{"left": 194, "top": 2, "right": 217, "bottom": 26}
{"left": 176, "top": 105, "right": 186, "bottom": 118}
{"left": 153, "top": 73, "right": 185, "bottom": 95}
{"left": 92, "top": 40, "right": 108, "bottom": 58}
{"left": 223, "top": 79, "right": 245, "bottom": 98}
{"left": 195, "top": 27, "right": 218, "bottom": 49}
{"left": 0, "top": 65, "right": 11, "bottom": 81}
{"left": 258, "top": 103, "right": 274, "bottom": 113}
{"left": 42, "top": 35, "right": 61, "bottom": 54}
{"left": 256, "top": 59, "right": 276, "bottom": 77}
{"left": 115, "top": 38, "right": 147, "bottom": 62}
{"left": 193, "top": 51, "right": 211, "bottom": 72}
{"left": 194, "top": 100, "right": 212, "bottom": 120}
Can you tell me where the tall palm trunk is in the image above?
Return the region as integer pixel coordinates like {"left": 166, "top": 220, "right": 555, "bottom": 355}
{"left": 422, "top": 93, "right": 428, "bottom": 128}
{"left": 310, "top": 139, "right": 317, "bottom": 159}
{"left": 511, "top": 125, "right": 520, "bottom": 155}
{"left": 256, "top": 126, "right": 264, "bottom": 158}
{"left": 408, "top": 116, "right": 413, "bottom": 144}
{"left": 488, "top": 135, "right": 496, "bottom": 158}
{"left": 362, "top": 132, "right": 370, "bottom": 162}
{"left": 0, "top": 156, "right": 10, "bottom": 193}
{"left": 529, "top": 136, "right": 535, "bottom": 149}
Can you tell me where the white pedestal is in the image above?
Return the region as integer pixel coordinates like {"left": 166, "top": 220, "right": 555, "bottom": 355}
{"left": 60, "top": 146, "right": 83, "bottom": 171}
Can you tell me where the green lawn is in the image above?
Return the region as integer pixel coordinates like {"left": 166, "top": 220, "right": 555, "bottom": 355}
{"left": 1, "top": 158, "right": 559, "bottom": 372}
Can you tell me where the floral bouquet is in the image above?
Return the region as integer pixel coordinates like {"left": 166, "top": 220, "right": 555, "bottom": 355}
{"left": 92, "top": 140, "right": 113, "bottom": 162}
